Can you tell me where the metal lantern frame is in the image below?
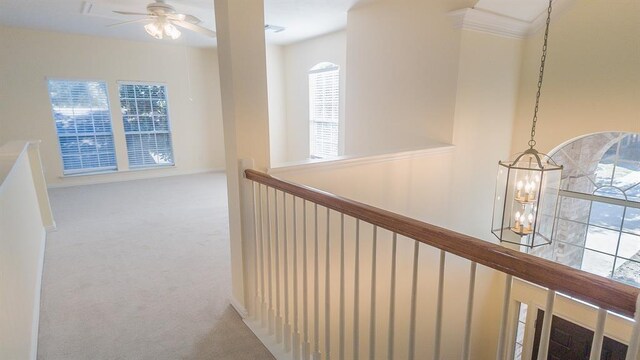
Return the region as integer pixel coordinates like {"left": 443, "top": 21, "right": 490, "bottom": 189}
{"left": 492, "top": 148, "right": 563, "bottom": 248}
{"left": 491, "top": 0, "right": 564, "bottom": 248}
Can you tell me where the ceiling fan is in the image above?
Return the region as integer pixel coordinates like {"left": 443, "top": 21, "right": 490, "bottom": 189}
{"left": 109, "top": 0, "right": 216, "bottom": 40}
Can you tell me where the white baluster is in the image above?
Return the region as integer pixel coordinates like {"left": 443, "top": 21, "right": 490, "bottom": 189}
{"left": 275, "top": 190, "right": 282, "bottom": 343}
{"left": 353, "top": 220, "right": 360, "bottom": 360}
{"left": 259, "top": 185, "right": 267, "bottom": 327}
{"left": 536, "top": 290, "right": 556, "bottom": 360}
{"left": 252, "top": 182, "right": 261, "bottom": 321}
{"left": 267, "top": 187, "right": 275, "bottom": 334}
{"left": 434, "top": 250, "right": 445, "bottom": 360}
{"left": 408, "top": 240, "right": 420, "bottom": 360}
{"left": 324, "top": 208, "right": 331, "bottom": 360}
{"left": 495, "top": 274, "right": 512, "bottom": 360}
{"left": 589, "top": 308, "right": 606, "bottom": 360}
{"left": 292, "top": 197, "right": 300, "bottom": 360}
{"left": 462, "top": 262, "right": 477, "bottom": 360}
{"left": 625, "top": 294, "right": 640, "bottom": 360}
{"left": 339, "top": 214, "right": 345, "bottom": 360}
{"left": 312, "top": 204, "right": 321, "bottom": 360}
{"left": 303, "top": 200, "right": 311, "bottom": 360}
{"left": 284, "top": 192, "right": 291, "bottom": 351}
{"left": 369, "top": 226, "right": 378, "bottom": 360}
{"left": 388, "top": 233, "right": 398, "bottom": 360}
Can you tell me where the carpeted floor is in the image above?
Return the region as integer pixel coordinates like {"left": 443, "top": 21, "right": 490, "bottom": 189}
{"left": 37, "top": 172, "right": 274, "bottom": 360}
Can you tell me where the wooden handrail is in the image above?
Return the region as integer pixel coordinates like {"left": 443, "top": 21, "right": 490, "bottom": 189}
{"left": 245, "top": 169, "right": 640, "bottom": 318}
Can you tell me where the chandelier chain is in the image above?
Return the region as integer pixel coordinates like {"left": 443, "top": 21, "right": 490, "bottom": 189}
{"left": 529, "top": 0, "right": 553, "bottom": 149}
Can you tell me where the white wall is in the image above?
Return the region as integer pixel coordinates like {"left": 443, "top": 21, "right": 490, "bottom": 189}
{"left": 0, "top": 26, "right": 226, "bottom": 187}
{"left": 449, "top": 29, "right": 525, "bottom": 356}
{"left": 280, "top": 31, "right": 347, "bottom": 163}
{"left": 0, "top": 142, "right": 50, "bottom": 360}
{"left": 344, "top": 0, "right": 475, "bottom": 155}
{"left": 511, "top": 0, "right": 640, "bottom": 153}
{"left": 266, "top": 44, "right": 288, "bottom": 165}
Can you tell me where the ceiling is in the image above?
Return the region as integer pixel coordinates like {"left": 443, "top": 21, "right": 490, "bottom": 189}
{"left": 474, "top": 0, "right": 553, "bottom": 22}
{"left": 0, "top": 0, "right": 555, "bottom": 47}
{"left": 0, "top": 0, "right": 362, "bottom": 47}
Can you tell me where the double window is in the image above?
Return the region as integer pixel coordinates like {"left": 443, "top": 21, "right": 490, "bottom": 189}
{"left": 309, "top": 62, "right": 340, "bottom": 159}
{"left": 48, "top": 80, "right": 174, "bottom": 174}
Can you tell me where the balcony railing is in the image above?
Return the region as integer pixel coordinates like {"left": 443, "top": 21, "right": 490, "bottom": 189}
{"left": 243, "top": 168, "right": 640, "bottom": 360}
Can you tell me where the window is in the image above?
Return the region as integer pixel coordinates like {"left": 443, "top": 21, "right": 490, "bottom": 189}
{"left": 48, "top": 80, "right": 117, "bottom": 174}
{"left": 530, "top": 133, "right": 640, "bottom": 287}
{"left": 119, "top": 83, "right": 174, "bottom": 168}
{"left": 309, "top": 62, "right": 340, "bottom": 159}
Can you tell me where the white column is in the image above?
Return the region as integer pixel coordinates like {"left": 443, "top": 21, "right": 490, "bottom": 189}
{"left": 214, "top": 0, "right": 271, "bottom": 315}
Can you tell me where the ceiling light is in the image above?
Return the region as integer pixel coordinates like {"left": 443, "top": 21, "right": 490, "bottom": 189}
{"left": 492, "top": 0, "right": 563, "bottom": 249}
{"left": 144, "top": 18, "right": 181, "bottom": 40}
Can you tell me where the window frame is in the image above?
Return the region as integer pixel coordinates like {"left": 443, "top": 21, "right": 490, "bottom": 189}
{"left": 47, "top": 78, "right": 118, "bottom": 175}
{"left": 538, "top": 133, "right": 640, "bottom": 286}
{"left": 117, "top": 81, "right": 176, "bottom": 169}
{"left": 308, "top": 63, "right": 341, "bottom": 159}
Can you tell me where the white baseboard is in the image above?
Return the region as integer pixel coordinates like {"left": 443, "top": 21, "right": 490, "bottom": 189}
{"left": 243, "top": 319, "right": 290, "bottom": 360}
{"left": 30, "top": 228, "right": 46, "bottom": 360}
{"left": 47, "top": 167, "right": 224, "bottom": 189}
{"left": 44, "top": 222, "right": 57, "bottom": 232}
{"left": 229, "top": 296, "right": 249, "bottom": 319}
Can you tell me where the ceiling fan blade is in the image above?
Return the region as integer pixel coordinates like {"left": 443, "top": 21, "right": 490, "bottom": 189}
{"left": 113, "top": 10, "right": 151, "bottom": 16}
{"left": 107, "top": 18, "right": 151, "bottom": 28}
{"left": 173, "top": 20, "right": 216, "bottom": 38}
{"left": 168, "top": 14, "right": 201, "bottom": 24}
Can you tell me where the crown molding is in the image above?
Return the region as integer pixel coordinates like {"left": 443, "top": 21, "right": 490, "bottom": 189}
{"left": 449, "top": 8, "right": 531, "bottom": 39}
{"left": 449, "top": 0, "right": 575, "bottom": 40}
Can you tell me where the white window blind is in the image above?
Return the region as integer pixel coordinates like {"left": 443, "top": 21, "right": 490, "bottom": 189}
{"left": 47, "top": 80, "right": 117, "bottom": 174}
{"left": 309, "top": 63, "right": 340, "bottom": 159}
{"left": 119, "top": 83, "right": 175, "bottom": 168}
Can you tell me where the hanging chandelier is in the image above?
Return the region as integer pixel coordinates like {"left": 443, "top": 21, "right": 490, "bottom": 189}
{"left": 492, "top": 0, "right": 563, "bottom": 248}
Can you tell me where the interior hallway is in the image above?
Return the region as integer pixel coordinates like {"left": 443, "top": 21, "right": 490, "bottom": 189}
{"left": 37, "top": 172, "right": 273, "bottom": 360}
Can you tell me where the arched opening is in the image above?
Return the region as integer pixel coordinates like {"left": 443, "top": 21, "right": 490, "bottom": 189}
{"left": 530, "top": 132, "right": 640, "bottom": 286}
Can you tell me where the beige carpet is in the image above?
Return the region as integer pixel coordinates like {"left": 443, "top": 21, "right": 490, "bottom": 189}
{"left": 37, "top": 173, "right": 273, "bottom": 360}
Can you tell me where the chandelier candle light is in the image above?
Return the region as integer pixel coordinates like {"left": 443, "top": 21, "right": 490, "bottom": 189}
{"left": 491, "top": 0, "right": 563, "bottom": 248}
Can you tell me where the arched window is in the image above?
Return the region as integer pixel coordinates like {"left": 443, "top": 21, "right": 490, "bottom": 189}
{"left": 308, "top": 62, "right": 340, "bottom": 159}
{"left": 531, "top": 132, "right": 640, "bottom": 286}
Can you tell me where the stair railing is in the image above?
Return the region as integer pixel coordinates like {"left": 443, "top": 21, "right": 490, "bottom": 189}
{"left": 243, "top": 168, "right": 640, "bottom": 360}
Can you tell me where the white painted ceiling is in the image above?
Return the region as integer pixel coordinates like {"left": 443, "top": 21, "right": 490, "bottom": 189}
{"left": 0, "top": 0, "right": 553, "bottom": 47}
{"left": 0, "top": 0, "right": 362, "bottom": 47}
{"left": 474, "top": 0, "right": 551, "bottom": 22}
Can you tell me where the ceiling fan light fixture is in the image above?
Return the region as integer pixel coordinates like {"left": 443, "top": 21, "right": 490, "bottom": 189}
{"left": 164, "top": 22, "right": 181, "bottom": 39}
{"left": 144, "top": 18, "right": 181, "bottom": 40}
{"left": 144, "top": 21, "right": 163, "bottom": 39}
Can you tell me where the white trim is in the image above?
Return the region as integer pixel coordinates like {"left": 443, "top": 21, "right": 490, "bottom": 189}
{"left": 448, "top": 8, "right": 531, "bottom": 39}
{"left": 45, "top": 222, "right": 57, "bottom": 232}
{"left": 229, "top": 296, "right": 249, "bottom": 319}
{"left": 30, "top": 228, "right": 46, "bottom": 360}
{"left": 47, "top": 167, "right": 223, "bottom": 188}
{"left": 448, "top": 0, "right": 575, "bottom": 39}
{"left": 243, "top": 319, "right": 290, "bottom": 360}
{"left": 269, "top": 144, "right": 455, "bottom": 175}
